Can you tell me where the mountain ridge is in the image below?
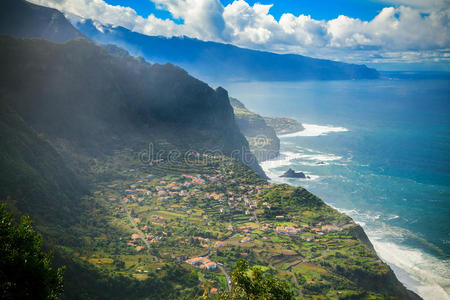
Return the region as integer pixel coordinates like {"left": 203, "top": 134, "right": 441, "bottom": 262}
{"left": 74, "top": 19, "right": 379, "bottom": 82}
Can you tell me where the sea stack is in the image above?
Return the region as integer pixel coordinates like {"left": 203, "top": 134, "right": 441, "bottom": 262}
{"left": 280, "top": 168, "right": 310, "bottom": 179}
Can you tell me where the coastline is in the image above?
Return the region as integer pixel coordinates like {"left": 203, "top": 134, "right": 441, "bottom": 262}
{"left": 279, "top": 123, "right": 349, "bottom": 138}
{"left": 260, "top": 123, "right": 448, "bottom": 300}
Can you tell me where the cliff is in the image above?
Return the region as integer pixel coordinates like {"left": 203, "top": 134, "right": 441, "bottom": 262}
{"left": 230, "top": 97, "right": 280, "bottom": 162}
{"left": 0, "top": 35, "right": 263, "bottom": 177}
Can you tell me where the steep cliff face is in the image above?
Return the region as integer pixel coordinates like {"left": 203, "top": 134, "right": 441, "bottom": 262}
{"left": 230, "top": 98, "right": 280, "bottom": 162}
{"left": 0, "top": 36, "right": 264, "bottom": 177}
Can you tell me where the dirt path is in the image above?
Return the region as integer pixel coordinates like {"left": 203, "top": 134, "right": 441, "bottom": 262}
{"left": 290, "top": 272, "right": 303, "bottom": 298}
{"left": 252, "top": 210, "right": 260, "bottom": 227}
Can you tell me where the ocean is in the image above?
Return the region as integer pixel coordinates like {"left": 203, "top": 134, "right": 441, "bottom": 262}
{"left": 221, "top": 73, "right": 450, "bottom": 299}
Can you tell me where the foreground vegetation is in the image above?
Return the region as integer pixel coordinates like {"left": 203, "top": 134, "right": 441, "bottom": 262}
{"left": 0, "top": 204, "right": 64, "bottom": 299}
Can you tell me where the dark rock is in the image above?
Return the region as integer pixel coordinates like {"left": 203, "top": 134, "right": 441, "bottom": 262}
{"left": 280, "top": 168, "right": 307, "bottom": 178}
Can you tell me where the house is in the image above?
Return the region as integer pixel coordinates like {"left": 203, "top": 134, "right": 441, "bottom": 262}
{"left": 152, "top": 215, "right": 164, "bottom": 221}
{"left": 276, "top": 226, "right": 302, "bottom": 236}
{"left": 203, "top": 262, "right": 217, "bottom": 270}
{"left": 131, "top": 233, "right": 140, "bottom": 240}
{"left": 136, "top": 246, "right": 143, "bottom": 252}
{"left": 237, "top": 225, "right": 252, "bottom": 232}
{"left": 240, "top": 237, "right": 252, "bottom": 243}
{"left": 275, "top": 216, "right": 285, "bottom": 220}
{"left": 240, "top": 253, "right": 249, "bottom": 258}
{"left": 214, "top": 241, "right": 225, "bottom": 248}
{"left": 210, "top": 288, "right": 218, "bottom": 294}
{"left": 186, "top": 257, "right": 217, "bottom": 270}
{"left": 158, "top": 190, "right": 168, "bottom": 197}
{"left": 321, "top": 225, "right": 341, "bottom": 232}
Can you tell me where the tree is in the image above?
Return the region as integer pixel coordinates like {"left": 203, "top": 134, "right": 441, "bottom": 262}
{"left": 0, "top": 204, "right": 64, "bottom": 299}
{"left": 219, "top": 259, "right": 293, "bottom": 300}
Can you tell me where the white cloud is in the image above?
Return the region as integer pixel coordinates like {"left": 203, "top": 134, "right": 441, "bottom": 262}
{"left": 27, "top": 0, "right": 450, "bottom": 66}
{"left": 29, "top": 0, "right": 185, "bottom": 37}
{"left": 378, "top": 0, "right": 450, "bottom": 10}
{"left": 152, "top": 0, "right": 226, "bottom": 40}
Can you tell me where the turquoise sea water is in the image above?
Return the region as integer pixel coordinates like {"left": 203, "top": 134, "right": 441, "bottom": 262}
{"left": 222, "top": 74, "right": 450, "bottom": 299}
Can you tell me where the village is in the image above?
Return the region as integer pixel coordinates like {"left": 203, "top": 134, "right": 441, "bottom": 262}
{"left": 78, "top": 156, "right": 379, "bottom": 298}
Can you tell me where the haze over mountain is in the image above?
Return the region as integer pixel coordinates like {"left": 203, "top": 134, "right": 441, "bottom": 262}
{"left": 74, "top": 20, "right": 379, "bottom": 82}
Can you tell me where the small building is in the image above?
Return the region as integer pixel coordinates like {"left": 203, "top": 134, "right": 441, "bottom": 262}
{"left": 202, "top": 262, "right": 217, "bottom": 270}
{"left": 240, "top": 237, "right": 252, "bottom": 243}
{"left": 214, "top": 241, "right": 225, "bottom": 248}
{"left": 186, "top": 257, "right": 217, "bottom": 271}
{"left": 276, "top": 226, "right": 302, "bottom": 236}
{"left": 321, "top": 225, "right": 340, "bottom": 232}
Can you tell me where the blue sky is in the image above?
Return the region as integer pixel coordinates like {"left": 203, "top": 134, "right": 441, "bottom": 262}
{"left": 30, "top": 0, "right": 450, "bottom": 70}
{"left": 104, "top": 0, "right": 388, "bottom": 22}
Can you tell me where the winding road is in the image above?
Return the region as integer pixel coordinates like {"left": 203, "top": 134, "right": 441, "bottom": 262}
{"left": 218, "top": 264, "right": 231, "bottom": 292}
{"left": 123, "top": 202, "right": 150, "bottom": 249}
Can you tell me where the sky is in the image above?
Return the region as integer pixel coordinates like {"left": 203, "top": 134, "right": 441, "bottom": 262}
{"left": 28, "top": 0, "right": 450, "bottom": 70}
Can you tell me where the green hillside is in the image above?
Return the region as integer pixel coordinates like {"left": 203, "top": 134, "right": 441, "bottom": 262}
{"left": 0, "top": 36, "right": 417, "bottom": 299}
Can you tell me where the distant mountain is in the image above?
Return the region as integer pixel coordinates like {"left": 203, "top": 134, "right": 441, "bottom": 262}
{"left": 75, "top": 20, "right": 379, "bottom": 82}
{"left": 0, "top": 0, "right": 82, "bottom": 42}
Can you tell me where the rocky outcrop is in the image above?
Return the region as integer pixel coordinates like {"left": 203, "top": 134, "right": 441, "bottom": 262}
{"left": 280, "top": 168, "right": 310, "bottom": 179}
{"left": 263, "top": 116, "right": 304, "bottom": 135}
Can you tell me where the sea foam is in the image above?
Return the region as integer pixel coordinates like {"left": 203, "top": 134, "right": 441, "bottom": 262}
{"left": 280, "top": 123, "right": 349, "bottom": 137}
